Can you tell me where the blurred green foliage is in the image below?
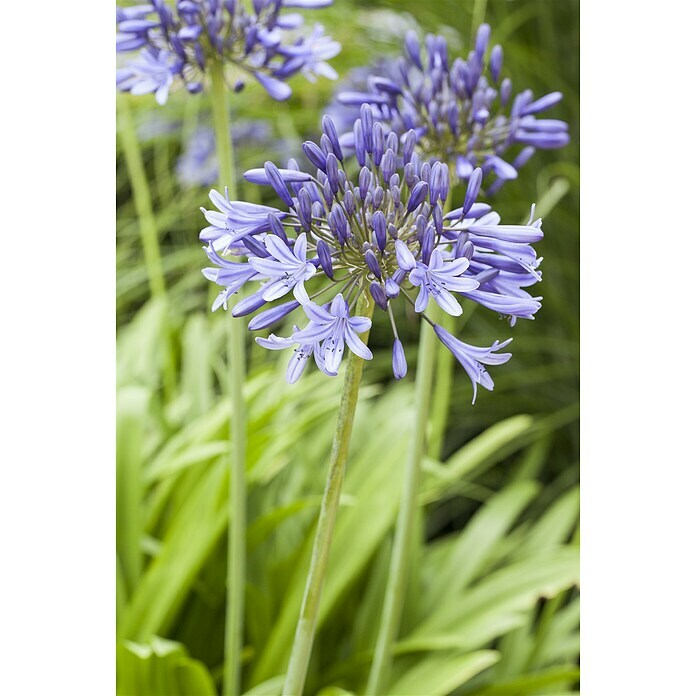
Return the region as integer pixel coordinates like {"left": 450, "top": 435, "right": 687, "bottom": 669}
{"left": 116, "top": 0, "right": 579, "bottom": 693}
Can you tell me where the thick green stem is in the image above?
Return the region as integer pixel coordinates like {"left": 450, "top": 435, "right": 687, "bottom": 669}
{"left": 283, "top": 294, "right": 375, "bottom": 696}
{"left": 210, "top": 62, "right": 246, "bottom": 696}
{"left": 366, "top": 315, "right": 437, "bottom": 695}
{"left": 117, "top": 95, "right": 167, "bottom": 300}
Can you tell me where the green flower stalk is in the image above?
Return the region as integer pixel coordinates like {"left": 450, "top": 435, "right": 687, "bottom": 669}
{"left": 210, "top": 61, "right": 247, "bottom": 696}
{"left": 283, "top": 293, "right": 374, "bottom": 696}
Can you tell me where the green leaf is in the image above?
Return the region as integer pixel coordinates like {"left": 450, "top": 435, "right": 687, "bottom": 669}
{"left": 421, "top": 480, "right": 540, "bottom": 618}
{"left": 242, "top": 675, "right": 284, "bottom": 696}
{"left": 386, "top": 650, "right": 499, "bottom": 695}
{"left": 422, "top": 416, "right": 535, "bottom": 503}
{"left": 405, "top": 548, "right": 579, "bottom": 652}
{"left": 117, "top": 386, "right": 150, "bottom": 598}
{"left": 117, "top": 637, "right": 216, "bottom": 695}
{"left": 120, "top": 460, "right": 228, "bottom": 640}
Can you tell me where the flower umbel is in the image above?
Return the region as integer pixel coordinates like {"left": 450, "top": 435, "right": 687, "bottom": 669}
{"left": 116, "top": 0, "right": 341, "bottom": 103}
{"left": 200, "top": 107, "right": 545, "bottom": 400}
{"left": 333, "top": 24, "right": 569, "bottom": 194}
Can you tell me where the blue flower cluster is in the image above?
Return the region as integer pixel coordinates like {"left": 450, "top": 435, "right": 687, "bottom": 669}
{"left": 200, "top": 107, "right": 545, "bottom": 401}
{"left": 334, "top": 24, "right": 569, "bottom": 194}
{"left": 116, "top": 0, "right": 340, "bottom": 104}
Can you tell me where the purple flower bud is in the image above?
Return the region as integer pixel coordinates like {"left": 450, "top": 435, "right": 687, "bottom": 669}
{"left": 475, "top": 24, "right": 490, "bottom": 60}
{"left": 395, "top": 239, "right": 416, "bottom": 271}
{"left": 522, "top": 91, "right": 563, "bottom": 115}
{"left": 391, "top": 185, "right": 402, "bottom": 208}
{"left": 323, "top": 178, "right": 333, "bottom": 203}
{"left": 372, "top": 123, "right": 384, "bottom": 166}
{"left": 421, "top": 225, "right": 435, "bottom": 264}
{"left": 515, "top": 131, "right": 570, "bottom": 149}
{"left": 420, "top": 161, "right": 432, "bottom": 185}
{"left": 415, "top": 214, "right": 427, "bottom": 240}
{"left": 386, "top": 131, "right": 399, "bottom": 153}
{"left": 407, "top": 180, "right": 429, "bottom": 213}
{"left": 404, "top": 30, "right": 422, "bottom": 69}
{"left": 365, "top": 249, "right": 382, "bottom": 279}
{"left": 372, "top": 211, "right": 387, "bottom": 251}
{"left": 325, "top": 153, "right": 340, "bottom": 193}
{"left": 248, "top": 300, "right": 300, "bottom": 330}
{"left": 387, "top": 223, "right": 398, "bottom": 240}
{"left": 353, "top": 119, "right": 366, "bottom": 166}
{"left": 297, "top": 187, "right": 312, "bottom": 230}
{"left": 392, "top": 339, "right": 407, "bottom": 379}
{"left": 321, "top": 115, "right": 343, "bottom": 160}
{"left": 243, "top": 235, "right": 269, "bottom": 257}
{"left": 232, "top": 289, "right": 267, "bottom": 317}
{"left": 302, "top": 140, "right": 327, "bottom": 171}
{"left": 432, "top": 204, "right": 443, "bottom": 234}
{"left": 389, "top": 173, "right": 400, "bottom": 189}
{"left": 344, "top": 189, "right": 356, "bottom": 216}
{"left": 373, "top": 186, "right": 384, "bottom": 208}
{"left": 369, "top": 281, "right": 388, "bottom": 311}
{"left": 447, "top": 102, "right": 460, "bottom": 136}
{"left": 512, "top": 146, "right": 535, "bottom": 170}
{"left": 359, "top": 166, "right": 371, "bottom": 200}
{"left": 490, "top": 44, "right": 503, "bottom": 82}
{"left": 253, "top": 72, "right": 292, "bottom": 101}
{"left": 403, "top": 130, "right": 417, "bottom": 163}
{"left": 454, "top": 236, "right": 474, "bottom": 259}
{"left": 338, "top": 91, "right": 392, "bottom": 106}
{"left": 244, "top": 167, "right": 312, "bottom": 184}
{"left": 463, "top": 167, "right": 482, "bottom": 215}
{"left": 484, "top": 155, "right": 517, "bottom": 181}
{"left": 312, "top": 201, "right": 325, "bottom": 218}
{"left": 500, "top": 77, "right": 512, "bottom": 106}
{"left": 264, "top": 162, "right": 294, "bottom": 207}
{"left": 381, "top": 149, "right": 396, "bottom": 182}
{"left": 360, "top": 104, "right": 374, "bottom": 151}
{"left": 268, "top": 213, "right": 288, "bottom": 242}
{"left": 320, "top": 133, "right": 334, "bottom": 156}
{"left": 404, "top": 163, "right": 417, "bottom": 188}
{"left": 385, "top": 276, "right": 400, "bottom": 297}
{"left": 369, "top": 76, "right": 402, "bottom": 96}
{"left": 316, "top": 238, "right": 334, "bottom": 279}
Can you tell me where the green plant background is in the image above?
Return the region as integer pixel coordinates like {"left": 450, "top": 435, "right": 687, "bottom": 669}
{"left": 116, "top": 0, "right": 579, "bottom": 693}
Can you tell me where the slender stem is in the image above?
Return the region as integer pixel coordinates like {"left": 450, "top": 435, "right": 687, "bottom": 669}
{"left": 366, "top": 313, "right": 438, "bottom": 696}
{"left": 118, "top": 94, "right": 176, "bottom": 399}
{"left": 283, "top": 293, "right": 375, "bottom": 696}
{"left": 210, "top": 61, "right": 246, "bottom": 696}
{"left": 117, "top": 95, "right": 167, "bottom": 300}
{"left": 429, "top": 302, "right": 479, "bottom": 458}
{"left": 427, "top": 309, "right": 456, "bottom": 459}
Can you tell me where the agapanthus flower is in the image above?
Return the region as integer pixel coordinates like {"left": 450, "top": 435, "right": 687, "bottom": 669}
{"left": 333, "top": 24, "right": 569, "bottom": 194}
{"left": 200, "top": 107, "right": 545, "bottom": 401}
{"left": 116, "top": 0, "right": 340, "bottom": 103}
